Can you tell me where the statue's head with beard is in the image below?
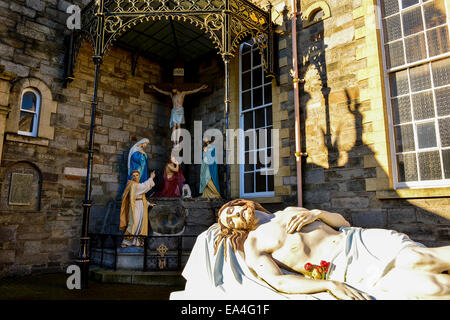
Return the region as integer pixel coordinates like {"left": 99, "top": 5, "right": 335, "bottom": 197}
{"left": 214, "top": 199, "right": 272, "bottom": 259}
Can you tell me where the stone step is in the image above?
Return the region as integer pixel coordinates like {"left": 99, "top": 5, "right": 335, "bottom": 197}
{"left": 90, "top": 267, "right": 186, "bottom": 286}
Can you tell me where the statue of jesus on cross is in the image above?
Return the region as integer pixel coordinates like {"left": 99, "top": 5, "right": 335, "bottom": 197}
{"left": 148, "top": 84, "right": 208, "bottom": 144}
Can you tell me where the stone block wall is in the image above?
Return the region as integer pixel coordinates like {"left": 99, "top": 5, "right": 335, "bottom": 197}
{"left": 186, "top": 57, "right": 226, "bottom": 197}
{"left": 249, "top": 0, "right": 449, "bottom": 246}
{"left": 0, "top": 0, "right": 170, "bottom": 277}
{"left": 268, "top": 0, "right": 449, "bottom": 246}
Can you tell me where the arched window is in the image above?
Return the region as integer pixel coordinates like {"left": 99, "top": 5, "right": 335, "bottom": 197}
{"left": 239, "top": 40, "right": 274, "bottom": 197}
{"left": 6, "top": 78, "right": 57, "bottom": 141}
{"left": 310, "top": 9, "right": 325, "bottom": 23}
{"left": 302, "top": 2, "right": 331, "bottom": 28}
{"left": 18, "top": 88, "right": 41, "bottom": 137}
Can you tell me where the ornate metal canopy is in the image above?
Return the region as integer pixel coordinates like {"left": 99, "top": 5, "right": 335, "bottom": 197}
{"left": 67, "top": 0, "right": 274, "bottom": 80}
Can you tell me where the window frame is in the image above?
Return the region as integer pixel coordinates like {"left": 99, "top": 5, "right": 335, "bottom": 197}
{"left": 378, "top": 0, "right": 450, "bottom": 189}
{"left": 18, "top": 87, "right": 41, "bottom": 137}
{"left": 238, "top": 41, "right": 275, "bottom": 198}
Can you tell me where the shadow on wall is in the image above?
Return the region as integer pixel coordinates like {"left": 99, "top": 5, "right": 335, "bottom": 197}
{"left": 294, "top": 15, "right": 449, "bottom": 247}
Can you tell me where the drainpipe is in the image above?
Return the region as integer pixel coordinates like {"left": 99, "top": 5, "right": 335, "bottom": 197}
{"left": 290, "top": 0, "right": 304, "bottom": 207}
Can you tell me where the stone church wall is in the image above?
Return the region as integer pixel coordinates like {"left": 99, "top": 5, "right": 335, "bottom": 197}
{"left": 258, "top": 0, "right": 450, "bottom": 246}
{"left": 0, "top": 0, "right": 170, "bottom": 277}
{"left": 185, "top": 57, "right": 226, "bottom": 197}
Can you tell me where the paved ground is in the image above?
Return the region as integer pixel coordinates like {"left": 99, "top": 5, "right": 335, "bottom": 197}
{"left": 0, "top": 273, "right": 185, "bottom": 300}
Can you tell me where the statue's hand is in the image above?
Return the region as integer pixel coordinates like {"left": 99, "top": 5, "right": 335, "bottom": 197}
{"left": 286, "top": 210, "right": 320, "bottom": 233}
{"left": 327, "top": 281, "right": 373, "bottom": 300}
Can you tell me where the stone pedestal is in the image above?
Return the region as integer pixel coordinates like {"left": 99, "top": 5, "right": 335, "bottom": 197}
{"left": 88, "top": 197, "right": 226, "bottom": 272}
{"left": 149, "top": 197, "right": 225, "bottom": 235}
{"left": 89, "top": 197, "right": 225, "bottom": 236}
{"left": 149, "top": 203, "right": 186, "bottom": 235}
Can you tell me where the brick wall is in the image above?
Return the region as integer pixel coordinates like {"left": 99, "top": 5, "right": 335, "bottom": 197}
{"left": 251, "top": 0, "right": 449, "bottom": 246}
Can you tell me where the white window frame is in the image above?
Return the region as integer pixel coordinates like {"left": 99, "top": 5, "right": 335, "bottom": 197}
{"left": 239, "top": 41, "right": 275, "bottom": 198}
{"left": 18, "top": 88, "right": 41, "bottom": 137}
{"left": 377, "top": 0, "right": 450, "bottom": 189}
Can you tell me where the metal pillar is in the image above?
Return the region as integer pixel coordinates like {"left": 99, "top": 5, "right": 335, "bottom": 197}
{"left": 290, "top": 0, "right": 304, "bottom": 207}
{"left": 77, "top": 55, "right": 102, "bottom": 289}
{"left": 222, "top": 0, "right": 232, "bottom": 200}
{"left": 78, "top": 0, "right": 105, "bottom": 289}
{"left": 223, "top": 53, "right": 232, "bottom": 200}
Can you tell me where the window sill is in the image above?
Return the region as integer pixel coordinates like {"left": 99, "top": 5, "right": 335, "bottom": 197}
{"left": 376, "top": 187, "right": 450, "bottom": 199}
{"left": 239, "top": 196, "right": 283, "bottom": 204}
{"left": 5, "top": 133, "right": 49, "bottom": 146}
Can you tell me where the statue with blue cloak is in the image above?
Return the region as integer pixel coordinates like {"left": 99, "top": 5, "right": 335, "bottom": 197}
{"left": 127, "top": 138, "right": 150, "bottom": 183}
{"left": 199, "top": 136, "right": 221, "bottom": 198}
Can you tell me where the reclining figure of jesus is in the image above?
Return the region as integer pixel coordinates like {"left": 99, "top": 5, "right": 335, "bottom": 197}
{"left": 214, "top": 199, "right": 450, "bottom": 300}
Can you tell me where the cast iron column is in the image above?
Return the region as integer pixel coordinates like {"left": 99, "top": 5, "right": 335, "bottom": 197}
{"left": 223, "top": 0, "right": 232, "bottom": 200}
{"left": 77, "top": 0, "right": 105, "bottom": 289}
{"left": 78, "top": 55, "right": 102, "bottom": 289}
{"left": 223, "top": 53, "right": 232, "bottom": 200}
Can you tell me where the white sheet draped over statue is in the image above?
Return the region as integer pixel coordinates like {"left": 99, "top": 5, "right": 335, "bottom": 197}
{"left": 170, "top": 223, "right": 426, "bottom": 300}
{"left": 170, "top": 224, "right": 334, "bottom": 300}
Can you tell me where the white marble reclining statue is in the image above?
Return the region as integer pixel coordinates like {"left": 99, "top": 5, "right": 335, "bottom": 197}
{"left": 170, "top": 199, "right": 450, "bottom": 300}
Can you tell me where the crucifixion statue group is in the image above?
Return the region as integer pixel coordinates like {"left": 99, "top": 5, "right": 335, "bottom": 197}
{"left": 119, "top": 61, "right": 222, "bottom": 247}
{"left": 148, "top": 84, "right": 208, "bottom": 144}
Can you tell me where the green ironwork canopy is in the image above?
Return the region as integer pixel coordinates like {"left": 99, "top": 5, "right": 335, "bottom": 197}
{"left": 70, "top": 0, "right": 274, "bottom": 75}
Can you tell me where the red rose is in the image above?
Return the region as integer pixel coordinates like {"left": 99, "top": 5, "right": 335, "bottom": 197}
{"left": 304, "top": 263, "right": 313, "bottom": 271}
{"left": 316, "top": 266, "right": 323, "bottom": 274}
{"left": 320, "top": 260, "right": 329, "bottom": 267}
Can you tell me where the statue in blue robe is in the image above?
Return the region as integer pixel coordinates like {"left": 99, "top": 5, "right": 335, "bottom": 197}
{"left": 199, "top": 137, "right": 221, "bottom": 198}
{"left": 127, "top": 138, "right": 150, "bottom": 183}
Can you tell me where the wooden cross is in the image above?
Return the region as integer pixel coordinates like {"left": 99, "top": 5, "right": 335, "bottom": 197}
{"left": 144, "top": 59, "right": 212, "bottom": 144}
{"left": 144, "top": 60, "right": 212, "bottom": 97}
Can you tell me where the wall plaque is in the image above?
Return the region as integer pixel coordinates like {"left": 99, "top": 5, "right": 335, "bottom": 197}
{"left": 8, "top": 173, "right": 34, "bottom": 205}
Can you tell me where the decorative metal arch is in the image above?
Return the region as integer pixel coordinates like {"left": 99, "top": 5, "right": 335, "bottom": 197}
{"left": 68, "top": 0, "right": 274, "bottom": 77}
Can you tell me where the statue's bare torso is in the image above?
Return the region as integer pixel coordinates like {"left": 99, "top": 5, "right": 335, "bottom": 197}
{"left": 170, "top": 92, "right": 186, "bottom": 109}
{"left": 239, "top": 207, "right": 449, "bottom": 299}
{"left": 245, "top": 210, "right": 344, "bottom": 274}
